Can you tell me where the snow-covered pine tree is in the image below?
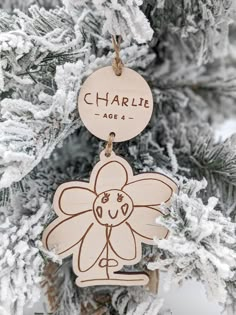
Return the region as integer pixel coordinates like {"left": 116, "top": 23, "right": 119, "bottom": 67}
{"left": 0, "top": 0, "right": 236, "bottom": 314}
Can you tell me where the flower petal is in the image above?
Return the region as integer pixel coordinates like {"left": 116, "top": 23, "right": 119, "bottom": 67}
{"left": 109, "top": 222, "right": 136, "bottom": 260}
{"left": 43, "top": 210, "right": 93, "bottom": 258}
{"left": 123, "top": 173, "right": 177, "bottom": 206}
{"left": 127, "top": 206, "right": 168, "bottom": 244}
{"left": 94, "top": 161, "right": 128, "bottom": 194}
{"left": 78, "top": 222, "right": 107, "bottom": 272}
{"left": 54, "top": 182, "right": 96, "bottom": 215}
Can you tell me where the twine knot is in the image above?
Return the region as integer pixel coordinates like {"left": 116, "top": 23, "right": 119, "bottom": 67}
{"left": 112, "top": 36, "right": 123, "bottom": 76}
{"left": 105, "top": 132, "right": 115, "bottom": 157}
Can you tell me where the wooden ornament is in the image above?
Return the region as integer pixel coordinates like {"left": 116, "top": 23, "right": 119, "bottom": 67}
{"left": 78, "top": 66, "right": 153, "bottom": 142}
{"left": 42, "top": 150, "right": 177, "bottom": 287}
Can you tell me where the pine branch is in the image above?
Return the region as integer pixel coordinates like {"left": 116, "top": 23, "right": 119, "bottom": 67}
{"left": 142, "top": 0, "right": 232, "bottom": 62}
{"left": 149, "top": 178, "right": 236, "bottom": 304}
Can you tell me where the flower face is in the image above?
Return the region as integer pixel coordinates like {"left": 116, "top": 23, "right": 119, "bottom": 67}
{"left": 42, "top": 150, "right": 178, "bottom": 287}
{"left": 93, "top": 189, "right": 133, "bottom": 226}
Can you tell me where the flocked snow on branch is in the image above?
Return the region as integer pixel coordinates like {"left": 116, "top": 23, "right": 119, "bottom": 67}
{"left": 149, "top": 178, "right": 236, "bottom": 304}
{"left": 0, "top": 0, "right": 236, "bottom": 314}
{"left": 64, "top": 0, "right": 153, "bottom": 43}
{"left": 0, "top": 201, "right": 49, "bottom": 315}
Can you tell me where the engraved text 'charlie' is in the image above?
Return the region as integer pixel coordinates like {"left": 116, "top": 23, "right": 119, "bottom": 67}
{"left": 84, "top": 92, "right": 150, "bottom": 108}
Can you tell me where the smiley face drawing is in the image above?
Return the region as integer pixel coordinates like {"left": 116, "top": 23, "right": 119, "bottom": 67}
{"left": 42, "top": 150, "right": 178, "bottom": 287}
{"left": 93, "top": 190, "right": 133, "bottom": 226}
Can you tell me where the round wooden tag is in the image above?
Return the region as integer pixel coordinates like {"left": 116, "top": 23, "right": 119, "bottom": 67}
{"left": 78, "top": 66, "right": 153, "bottom": 142}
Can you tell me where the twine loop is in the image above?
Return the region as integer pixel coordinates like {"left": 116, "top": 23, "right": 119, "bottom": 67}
{"left": 105, "top": 132, "right": 115, "bottom": 157}
{"left": 112, "top": 35, "right": 123, "bottom": 76}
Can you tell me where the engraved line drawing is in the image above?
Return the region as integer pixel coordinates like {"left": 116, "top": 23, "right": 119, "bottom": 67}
{"left": 42, "top": 151, "right": 178, "bottom": 287}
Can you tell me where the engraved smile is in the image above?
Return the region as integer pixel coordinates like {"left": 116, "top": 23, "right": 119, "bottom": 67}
{"left": 108, "top": 209, "right": 118, "bottom": 219}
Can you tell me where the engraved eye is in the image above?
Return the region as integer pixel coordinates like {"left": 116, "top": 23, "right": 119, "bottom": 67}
{"left": 117, "top": 193, "right": 124, "bottom": 202}
{"left": 102, "top": 193, "right": 110, "bottom": 203}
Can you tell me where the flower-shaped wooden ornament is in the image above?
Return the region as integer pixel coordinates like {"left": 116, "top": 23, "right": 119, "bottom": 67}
{"left": 42, "top": 150, "right": 177, "bottom": 287}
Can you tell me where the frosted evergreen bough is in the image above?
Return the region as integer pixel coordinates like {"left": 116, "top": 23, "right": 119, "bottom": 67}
{"left": 149, "top": 178, "right": 236, "bottom": 304}
{"left": 0, "top": 0, "right": 236, "bottom": 314}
